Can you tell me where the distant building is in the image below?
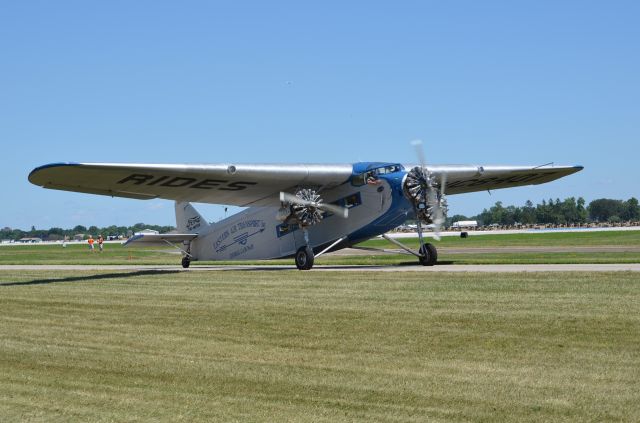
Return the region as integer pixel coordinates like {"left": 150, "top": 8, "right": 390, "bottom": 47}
{"left": 452, "top": 220, "right": 478, "bottom": 229}
{"left": 18, "top": 237, "right": 42, "bottom": 243}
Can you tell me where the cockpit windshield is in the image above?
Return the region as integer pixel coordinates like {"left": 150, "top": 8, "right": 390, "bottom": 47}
{"left": 351, "top": 164, "right": 403, "bottom": 186}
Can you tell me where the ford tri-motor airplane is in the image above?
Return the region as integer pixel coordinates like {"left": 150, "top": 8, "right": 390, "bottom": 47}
{"left": 29, "top": 145, "right": 582, "bottom": 269}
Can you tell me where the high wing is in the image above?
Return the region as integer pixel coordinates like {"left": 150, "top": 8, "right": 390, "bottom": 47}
{"left": 28, "top": 162, "right": 353, "bottom": 207}
{"left": 28, "top": 162, "right": 583, "bottom": 206}
{"left": 410, "top": 164, "right": 583, "bottom": 195}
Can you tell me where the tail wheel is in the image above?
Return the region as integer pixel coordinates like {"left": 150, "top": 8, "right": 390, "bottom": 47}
{"left": 181, "top": 256, "right": 191, "bottom": 268}
{"left": 295, "top": 246, "right": 314, "bottom": 270}
{"left": 419, "top": 243, "right": 437, "bottom": 266}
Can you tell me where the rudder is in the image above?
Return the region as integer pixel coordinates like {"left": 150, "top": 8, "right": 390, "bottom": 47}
{"left": 175, "top": 202, "right": 210, "bottom": 233}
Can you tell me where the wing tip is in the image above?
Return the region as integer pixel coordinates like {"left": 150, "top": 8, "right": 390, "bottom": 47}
{"left": 28, "top": 162, "right": 80, "bottom": 184}
{"left": 570, "top": 165, "right": 584, "bottom": 174}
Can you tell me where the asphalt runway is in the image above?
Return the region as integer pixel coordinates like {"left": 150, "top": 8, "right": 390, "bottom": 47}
{"left": 1, "top": 264, "right": 639, "bottom": 272}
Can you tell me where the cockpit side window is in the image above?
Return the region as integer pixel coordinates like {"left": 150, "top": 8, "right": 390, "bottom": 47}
{"left": 352, "top": 173, "right": 366, "bottom": 186}
{"left": 351, "top": 164, "right": 402, "bottom": 186}
{"left": 378, "top": 165, "right": 400, "bottom": 175}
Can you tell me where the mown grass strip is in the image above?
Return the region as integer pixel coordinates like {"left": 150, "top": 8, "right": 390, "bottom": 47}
{"left": 0, "top": 270, "right": 638, "bottom": 421}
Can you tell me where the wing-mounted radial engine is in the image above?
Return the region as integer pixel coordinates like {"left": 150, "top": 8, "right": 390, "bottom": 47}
{"left": 278, "top": 188, "right": 349, "bottom": 270}
{"left": 278, "top": 188, "right": 348, "bottom": 227}
{"left": 278, "top": 188, "right": 323, "bottom": 226}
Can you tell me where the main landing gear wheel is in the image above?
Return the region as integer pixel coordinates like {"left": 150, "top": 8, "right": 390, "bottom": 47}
{"left": 295, "top": 246, "right": 314, "bottom": 270}
{"left": 181, "top": 256, "right": 191, "bottom": 268}
{"left": 419, "top": 243, "right": 438, "bottom": 266}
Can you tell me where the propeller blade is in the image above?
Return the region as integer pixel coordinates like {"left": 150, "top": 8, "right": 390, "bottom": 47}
{"left": 411, "top": 139, "right": 427, "bottom": 170}
{"left": 279, "top": 192, "right": 348, "bottom": 218}
{"left": 318, "top": 202, "right": 349, "bottom": 219}
{"left": 432, "top": 210, "right": 444, "bottom": 241}
{"left": 280, "top": 191, "right": 312, "bottom": 207}
{"left": 432, "top": 173, "right": 447, "bottom": 241}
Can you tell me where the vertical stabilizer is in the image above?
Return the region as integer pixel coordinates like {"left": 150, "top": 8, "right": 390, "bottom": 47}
{"left": 175, "top": 202, "right": 211, "bottom": 233}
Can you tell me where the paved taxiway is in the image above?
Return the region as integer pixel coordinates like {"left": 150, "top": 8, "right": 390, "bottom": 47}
{"left": 1, "top": 264, "right": 639, "bottom": 272}
{"left": 333, "top": 246, "right": 640, "bottom": 255}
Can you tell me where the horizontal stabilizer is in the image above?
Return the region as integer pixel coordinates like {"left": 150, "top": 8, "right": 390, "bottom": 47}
{"left": 123, "top": 233, "right": 198, "bottom": 247}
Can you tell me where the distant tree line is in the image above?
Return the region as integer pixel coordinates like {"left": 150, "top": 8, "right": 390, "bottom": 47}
{"left": 447, "top": 197, "right": 640, "bottom": 227}
{"left": 3, "top": 197, "right": 639, "bottom": 241}
{"left": 0, "top": 223, "right": 175, "bottom": 242}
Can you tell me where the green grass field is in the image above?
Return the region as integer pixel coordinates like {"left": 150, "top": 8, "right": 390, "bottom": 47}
{"left": 1, "top": 230, "right": 639, "bottom": 266}
{"left": 1, "top": 270, "right": 638, "bottom": 421}
{"left": 0, "top": 242, "right": 176, "bottom": 265}
{"left": 363, "top": 229, "right": 640, "bottom": 248}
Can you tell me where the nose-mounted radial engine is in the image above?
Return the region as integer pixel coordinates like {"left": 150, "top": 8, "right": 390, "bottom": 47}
{"left": 402, "top": 140, "right": 448, "bottom": 240}
{"left": 403, "top": 166, "right": 448, "bottom": 232}
{"left": 391, "top": 140, "right": 449, "bottom": 266}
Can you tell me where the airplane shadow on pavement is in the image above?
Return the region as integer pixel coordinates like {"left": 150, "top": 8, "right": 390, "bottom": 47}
{"left": 0, "top": 270, "right": 181, "bottom": 287}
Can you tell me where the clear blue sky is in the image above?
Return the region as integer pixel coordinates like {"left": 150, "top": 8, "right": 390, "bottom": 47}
{"left": 1, "top": 1, "right": 638, "bottom": 230}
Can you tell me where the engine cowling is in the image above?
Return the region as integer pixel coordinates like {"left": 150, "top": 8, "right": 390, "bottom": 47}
{"left": 290, "top": 188, "right": 324, "bottom": 226}
{"left": 403, "top": 166, "right": 448, "bottom": 224}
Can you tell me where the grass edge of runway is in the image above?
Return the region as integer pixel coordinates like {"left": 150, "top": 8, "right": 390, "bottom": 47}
{"left": 1, "top": 230, "right": 639, "bottom": 266}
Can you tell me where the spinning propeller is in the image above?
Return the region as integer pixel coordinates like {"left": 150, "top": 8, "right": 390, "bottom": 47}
{"left": 279, "top": 189, "right": 348, "bottom": 227}
{"left": 404, "top": 140, "right": 448, "bottom": 240}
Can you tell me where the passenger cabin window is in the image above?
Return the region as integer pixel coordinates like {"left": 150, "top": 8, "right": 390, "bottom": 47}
{"left": 344, "top": 193, "right": 361, "bottom": 208}
{"left": 276, "top": 223, "right": 299, "bottom": 238}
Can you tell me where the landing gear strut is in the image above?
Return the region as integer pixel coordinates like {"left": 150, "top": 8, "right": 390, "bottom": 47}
{"left": 359, "top": 233, "right": 438, "bottom": 267}
{"left": 181, "top": 240, "right": 192, "bottom": 268}
{"left": 416, "top": 220, "right": 437, "bottom": 266}
{"left": 158, "top": 237, "right": 195, "bottom": 269}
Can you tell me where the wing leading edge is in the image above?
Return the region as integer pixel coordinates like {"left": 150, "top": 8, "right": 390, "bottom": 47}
{"left": 29, "top": 162, "right": 583, "bottom": 205}
{"left": 421, "top": 164, "right": 584, "bottom": 195}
